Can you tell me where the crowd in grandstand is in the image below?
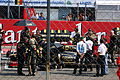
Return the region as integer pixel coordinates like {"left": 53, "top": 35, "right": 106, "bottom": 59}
{"left": 30, "top": 12, "right": 46, "bottom": 20}
{"left": 30, "top": 12, "right": 94, "bottom": 21}
{"left": 66, "top": 12, "right": 94, "bottom": 21}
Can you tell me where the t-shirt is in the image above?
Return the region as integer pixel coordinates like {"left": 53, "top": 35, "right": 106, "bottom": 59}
{"left": 85, "top": 40, "right": 93, "bottom": 51}
{"left": 39, "top": 16, "right": 45, "bottom": 20}
{"left": 98, "top": 43, "right": 107, "bottom": 55}
{"left": 77, "top": 41, "right": 87, "bottom": 54}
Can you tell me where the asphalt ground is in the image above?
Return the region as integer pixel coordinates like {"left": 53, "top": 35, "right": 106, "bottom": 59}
{"left": 0, "top": 66, "right": 118, "bottom": 80}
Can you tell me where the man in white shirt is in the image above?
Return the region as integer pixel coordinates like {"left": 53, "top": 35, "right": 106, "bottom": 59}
{"left": 73, "top": 37, "right": 87, "bottom": 75}
{"left": 84, "top": 37, "right": 93, "bottom": 71}
{"left": 94, "top": 39, "right": 107, "bottom": 77}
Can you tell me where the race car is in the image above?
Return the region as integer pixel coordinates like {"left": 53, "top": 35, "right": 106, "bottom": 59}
{"left": 60, "top": 45, "right": 77, "bottom": 67}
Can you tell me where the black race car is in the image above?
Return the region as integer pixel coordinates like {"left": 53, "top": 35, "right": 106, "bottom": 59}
{"left": 60, "top": 45, "right": 77, "bottom": 67}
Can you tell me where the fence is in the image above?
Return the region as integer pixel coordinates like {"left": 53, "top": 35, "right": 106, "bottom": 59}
{"left": 0, "top": 0, "right": 120, "bottom": 80}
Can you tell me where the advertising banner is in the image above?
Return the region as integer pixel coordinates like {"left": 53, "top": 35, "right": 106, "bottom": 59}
{"left": 0, "top": 19, "right": 119, "bottom": 46}
{"left": 0, "top": 0, "right": 95, "bottom": 7}
{"left": 65, "top": 0, "right": 95, "bottom": 7}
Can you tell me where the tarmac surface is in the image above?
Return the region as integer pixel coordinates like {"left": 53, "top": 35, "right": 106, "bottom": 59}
{"left": 0, "top": 67, "right": 118, "bottom": 80}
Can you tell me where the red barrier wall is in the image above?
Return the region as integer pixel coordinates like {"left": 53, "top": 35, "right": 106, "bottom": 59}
{"left": 0, "top": 19, "right": 120, "bottom": 45}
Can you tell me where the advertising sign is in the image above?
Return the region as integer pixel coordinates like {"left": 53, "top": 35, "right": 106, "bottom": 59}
{"left": 0, "top": 0, "right": 65, "bottom": 6}
{"left": 66, "top": 0, "right": 95, "bottom": 7}
{"left": 0, "top": 0, "right": 95, "bottom": 7}
{"left": 0, "top": 19, "right": 119, "bottom": 46}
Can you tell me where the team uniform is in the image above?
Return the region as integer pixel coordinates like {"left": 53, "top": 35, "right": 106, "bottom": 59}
{"left": 109, "top": 35, "right": 118, "bottom": 64}
{"left": 0, "top": 29, "right": 4, "bottom": 52}
{"left": 17, "top": 27, "right": 30, "bottom": 75}
{"left": 17, "top": 42, "right": 26, "bottom": 75}
{"left": 27, "top": 37, "right": 38, "bottom": 76}
{"left": 84, "top": 40, "right": 93, "bottom": 71}
{"left": 70, "top": 31, "right": 81, "bottom": 45}
{"left": 73, "top": 40, "right": 87, "bottom": 74}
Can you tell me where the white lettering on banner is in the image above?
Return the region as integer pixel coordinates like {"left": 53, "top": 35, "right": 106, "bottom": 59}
{"left": 80, "top": 2, "right": 91, "bottom": 5}
{"left": 5, "top": 30, "right": 17, "bottom": 43}
{"left": 4, "top": 26, "right": 107, "bottom": 44}
{"left": 76, "top": 23, "right": 82, "bottom": 37}
{"left": 0, "top": 23, "right": 2, "bottom": 29}
{"left": 96, "top": 32, "right": 106, "bottom": 44}
{"left": 32, "top": 27, "right": 38, "bottom": 34}
{"left": 17, "top": 30, "right": 22, "bottom": 43}
{"left": 4, "top": 28, "right": 38, "bottom": 43}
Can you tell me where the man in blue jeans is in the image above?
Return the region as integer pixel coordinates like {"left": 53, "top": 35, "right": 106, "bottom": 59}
{"left": 94, "top": 39, "right": 107, "bottom": 77}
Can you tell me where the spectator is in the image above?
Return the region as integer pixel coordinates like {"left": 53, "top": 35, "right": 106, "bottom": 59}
{"left": 77, "top": 13, "right": 84, "bottom": 21}
{"left": 36, "top": 13, "right": 39, "bottom": 20}
{"left": 61, "top": 14, "right": 66, "bottom": 20}
{"left": 66, "top": 13, "right": 73, "bottom": 21}
{"left": 87, "top": 13, "right": 94, "bottom": 21}
{"left": 31, "top": 15, "right": 37, "bottom": 20}
{"left": 38, "top": 12, "right": 45, "bottom": 20}
{"left": 82, "top": 13, "right": 87, "bottom": 21}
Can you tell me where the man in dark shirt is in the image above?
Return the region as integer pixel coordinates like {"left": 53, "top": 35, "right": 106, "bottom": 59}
{"left": 17, "top": 27, "right": 31, "bottom": 75}
{"left": 39, "top": 12, "right": 45, "bottom": 20}
{"left": 109, "top": 30, "right": 118, "bottom": 64}
{"left": 0, "top": 28, "right": 4, "bottom": 52}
